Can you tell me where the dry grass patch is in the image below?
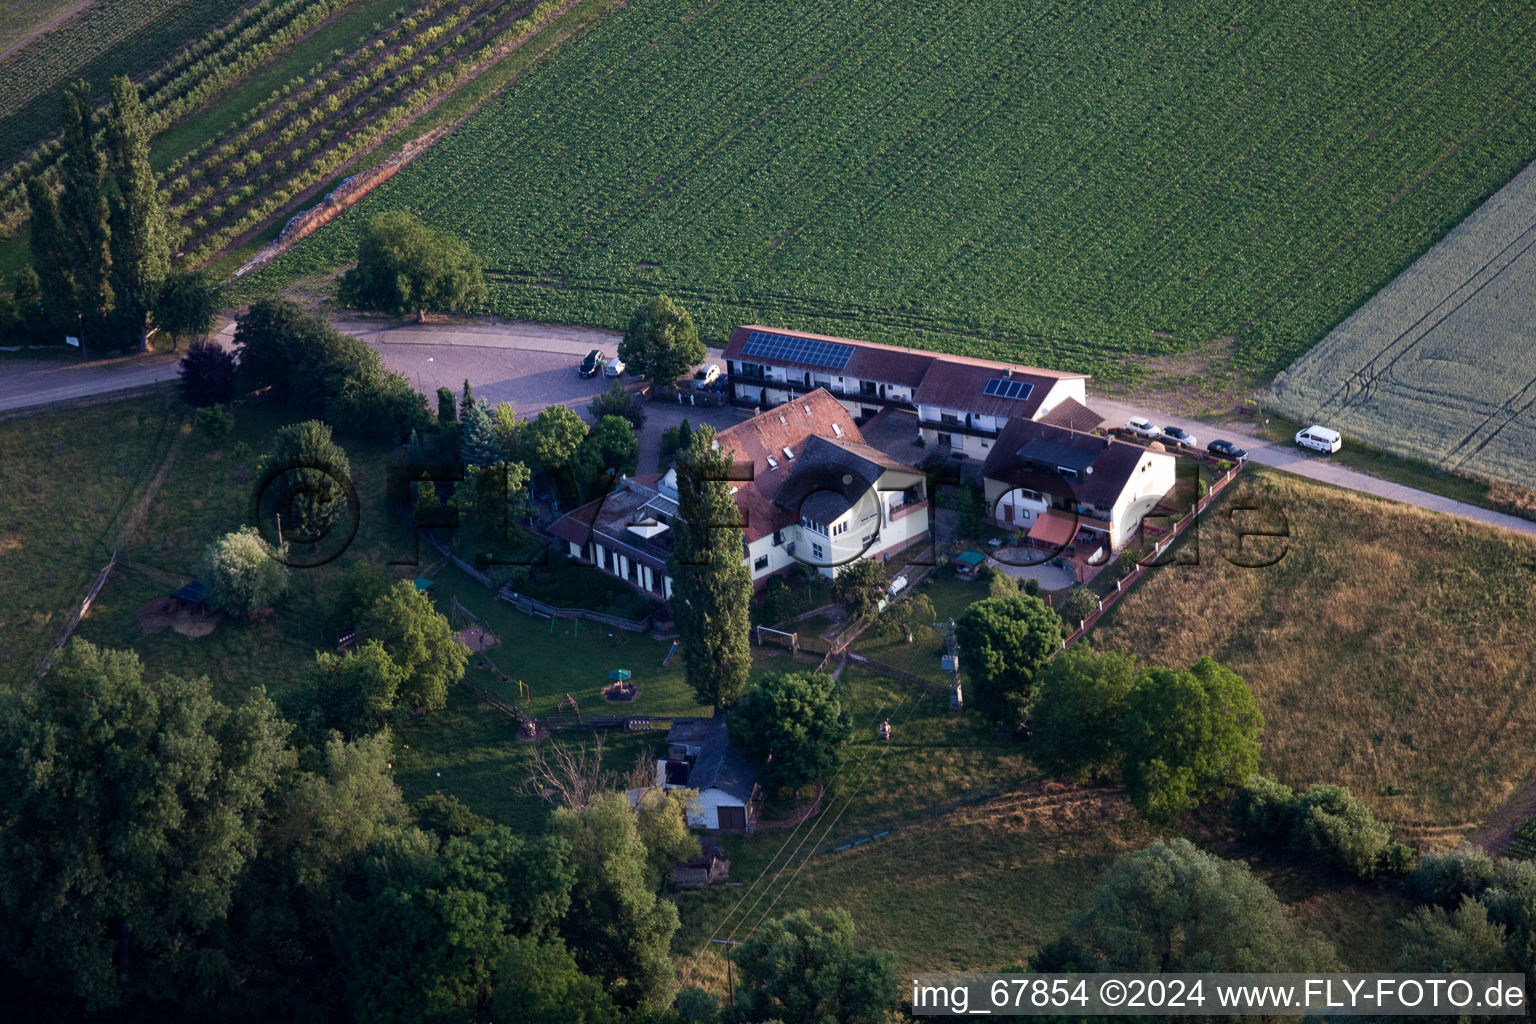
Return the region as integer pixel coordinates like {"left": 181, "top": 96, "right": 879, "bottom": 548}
{"left": 1096, "top": 469, "right": 1536, "bottom": 835}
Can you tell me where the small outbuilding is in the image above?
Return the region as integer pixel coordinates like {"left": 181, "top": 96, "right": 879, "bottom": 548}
{"left": 656, "top": 717, "right": 759, "bottom": 832}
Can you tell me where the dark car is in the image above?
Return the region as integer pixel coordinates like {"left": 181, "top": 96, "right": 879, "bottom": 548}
{"left": 579, "top": 349, "right": 605, "bottom": 378}
{"left": 1207, "top": 438, "right": 1249, "bottom": 460}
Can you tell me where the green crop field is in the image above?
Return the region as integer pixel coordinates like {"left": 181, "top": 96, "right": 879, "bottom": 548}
{"left": 251, "top": 0, "right": 1536, "bottom": 382}
{"left": 1268, "top": 160, "right": 1536, "bottom": 487}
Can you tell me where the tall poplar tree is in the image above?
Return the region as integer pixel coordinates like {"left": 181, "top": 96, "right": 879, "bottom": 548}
{"left": 57, "top": 79, "right": 113, "bottom": 344}
{"left": 666, "top": 425, "right": 752, "bottom": 710}
{"left": 105, "top": 76, "right": 171, "bottom": 350}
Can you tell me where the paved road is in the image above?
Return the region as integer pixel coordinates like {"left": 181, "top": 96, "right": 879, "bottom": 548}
{"left": 1089, "top": 393, "right": 1536, "bottom": 540}
{"left": 0, "top": 324, "right": 237, "bottom": 413}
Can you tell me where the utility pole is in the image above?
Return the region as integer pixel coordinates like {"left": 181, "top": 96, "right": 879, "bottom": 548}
{"left": 709, "top": 939, "right": 743, "bottom": 1008}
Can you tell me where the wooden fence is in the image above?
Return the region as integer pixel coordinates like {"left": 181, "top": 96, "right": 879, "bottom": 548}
{"left": 29, "top": 550, "right": 118, "bottom": 687}
{"left": 497, "top": 589, "right": 653, "bottom": 633}
{"left": 1060, "top": 463, "right": 1242, "bottom": 651}
{"left": 421, "top": 527, "right": 656, "bottom": 633}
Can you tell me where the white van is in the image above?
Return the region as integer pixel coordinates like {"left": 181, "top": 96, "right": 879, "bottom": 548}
{"left": 1295, "top": 425, "right": 1342, "bottom": 453}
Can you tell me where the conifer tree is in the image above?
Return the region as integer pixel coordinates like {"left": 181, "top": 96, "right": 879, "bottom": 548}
{"left": 667, "top": 426, "right": 752, "bottom": 709}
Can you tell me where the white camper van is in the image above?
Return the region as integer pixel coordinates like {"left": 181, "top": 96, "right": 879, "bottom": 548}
{"left": 1295, "top": 425, "right": 1342, "bottom": 453}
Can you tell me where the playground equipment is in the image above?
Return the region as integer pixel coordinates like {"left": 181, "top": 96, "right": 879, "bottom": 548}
{"left": 752, "top": 625, "right": 799, "bottom": 652}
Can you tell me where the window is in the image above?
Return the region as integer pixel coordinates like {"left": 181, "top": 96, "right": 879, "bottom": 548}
{"left": 859, "top": 381, "right": 877, "bottom": 396}
{"left": 811, "top": 542, "right": 824, "bottom": 560}
{"left": 772, "top": 530, "right": 783, "bottom": 546}
{"left": 937, "top": 432, "right": 953, "bottom": 446}
{"left": 941, "top": 412, "right": 962, "bottom": 426}
{"left": 753, "top": 555, "right": 769, "bottom": 571}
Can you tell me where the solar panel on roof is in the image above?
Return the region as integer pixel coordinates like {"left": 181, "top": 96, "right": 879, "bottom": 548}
{"left": 740, "top": 330, "right": 854, "bottom": 370}
{"left": 983, "top": 377, "right": 1035, "bottom": 401}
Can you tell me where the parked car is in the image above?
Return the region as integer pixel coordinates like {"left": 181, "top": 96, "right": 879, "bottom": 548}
{"left": 603, "top": 357, "right": 626, "bottom": 378}
{"left": 1295, "top": 424, "right": 1342, "bottom": 453}
{"left": 1126, "top": 416, "right": 1159, "bottom": 439}
{"left": 1207, "top": 438, "right": 1248, "bottom": 460}
{"left": 1160, "top": 425, "right": 1197, "bottom": 448}
{"left": 691, "top": 363, "right": 721, "bottom": 389}
{"left": 579, "top": 349, "right": 605, "bottom": 378}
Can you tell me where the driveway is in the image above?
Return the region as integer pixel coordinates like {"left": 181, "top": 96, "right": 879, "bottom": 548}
{"left": 336, "top": 318, "right": 743, "bottom": 473}
{"left": 1088, "top": 392, "right": 1536, "bottom": 540}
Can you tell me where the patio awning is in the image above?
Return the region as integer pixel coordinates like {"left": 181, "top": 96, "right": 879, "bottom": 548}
{"left": 1027, "top": 510, "right": 1080, "bottom": 547}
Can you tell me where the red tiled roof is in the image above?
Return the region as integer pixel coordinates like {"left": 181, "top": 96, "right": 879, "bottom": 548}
{"left": 1028, "top": 509, "right": 1082, "bottom": 547}
{"left": 1038, "top": 396, "right": 1108, "bottom": 433}
{"left": 911, "top": 359, "right": 1063, "bottom": 420}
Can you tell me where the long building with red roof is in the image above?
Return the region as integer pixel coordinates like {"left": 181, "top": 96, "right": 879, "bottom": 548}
{"left": 721, "top": 325, "right": 1091, "bottom": 462}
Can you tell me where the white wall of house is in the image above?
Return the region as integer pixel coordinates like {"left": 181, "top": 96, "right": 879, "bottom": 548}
{"left": 994, "top": 487, "right": 1050, "bottom": 527}
{"left": 1034, "top": 378, "right": 1087, "bottom": 417}
{"left": 1109, "top": 451, "right": 1176, "bottom": 548}
{"left": 654, "top": 764, "right": 748, "bottom": 829}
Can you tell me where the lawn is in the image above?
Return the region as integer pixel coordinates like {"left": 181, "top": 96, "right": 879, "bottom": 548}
{"left": 1092, "top": 468, "right": 1536, "bottom": 838}
{"left": 0, "top": 393, "right": 185, "bottom": 688}
{"left": 74, "top": 393, "right": 414, "bottom": 701}
{"left": 248, "top": 0, "right": 1536, "bottom": 383}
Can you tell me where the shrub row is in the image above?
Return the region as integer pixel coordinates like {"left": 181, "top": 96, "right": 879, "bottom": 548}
{"left": 1235, "top": 774, "right": 1414, "bottom": 879}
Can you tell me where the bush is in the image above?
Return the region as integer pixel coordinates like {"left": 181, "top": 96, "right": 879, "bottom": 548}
{"left": 196, "top": 404, "right": 233, "bottom": 439}
{"left": 177, "top": 339, "right": 236, "bottom": 406}
{"left": 1415, "top": 846, "right": 1501, "bottom": 906}
{"left": 1057, "top": 585, "right": 1099, "bottom": 626}
{"left": 1236, "top": 776, "right": 1409, "bottom": 879}
{"left": 1234, "top": 773, "right": 1296, "bottom": 840}
{"left": 1291, "top": 784, "right": 1397, "bottom": 878}
{"left": 199, "top": 526, "right": 288, "bottom": 618}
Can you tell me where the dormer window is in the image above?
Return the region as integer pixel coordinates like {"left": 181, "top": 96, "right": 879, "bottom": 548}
{"left": 766, "top": 455, "right": 779, "bottom": 470}
{"left": 782, "top": 446, "right": 795, "bottom": 460}
{"left": 803, "top": 405, "right": 811, "bottom": 415}
{"left": 779, "top": 414, "right": 788, "bottom": 425}
{"left": 831, "top": 423, "right": 843, "bottom": 437}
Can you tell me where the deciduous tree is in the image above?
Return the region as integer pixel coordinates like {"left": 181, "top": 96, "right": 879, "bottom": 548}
{"left": 105, "top": 76, "right": 172, "bottom": 349}
{"left": 729, "top": 671, "right": 853, "bottom": 791}
{"left": 954, "top": 593, "right": 1060, "bottom": 725}
{"left": 1121, "top": 658, "right": 1262, "bottom": 821}
{"left": 1031, "top": 645, "right": 1136, "bottom": 783}
{"left": 0, "top": 640, "right": 292, "bottom": 1011}
{"left": 340, "top": 210, "right": 487, "bottom": 321}
{"left": 618, "top": 294, "right": 704, "bottom": 384}
{"left": 200, "top": 525, "right": 289, "bottom": 617}
{"left": 360, "top": 579, "right": 468, "bottom": 711}
{"left": 549, "top": 793, "right": 681, "bottom": 1010}
{"left": 156, "top": 268, "right": 216, "bottom": 349}
{"left": 1033, "top": 839, "right": 1333, "bottom": 973}
{"left": 731, "top": 909, "right": 901, "bottom": 1024}
{"left": 177, "top": 338, "right": 236, "bottom": 406}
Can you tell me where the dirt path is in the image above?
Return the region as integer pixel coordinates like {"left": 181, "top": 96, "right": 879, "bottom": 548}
{"left": 0, "top": 0, "right": 92, "bottom": 66}
{"left": 1465, "top": 772, "right": 1536, "bottom": 854}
